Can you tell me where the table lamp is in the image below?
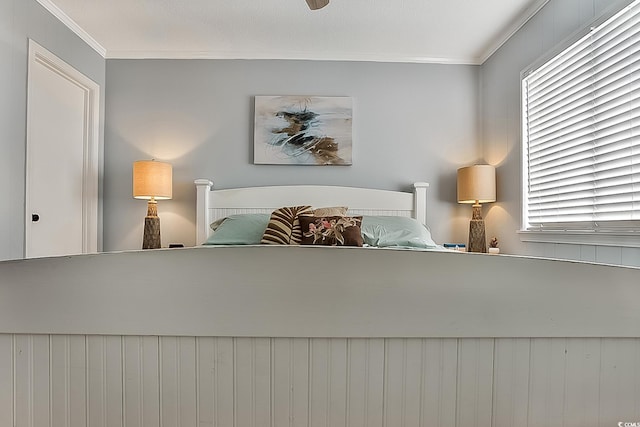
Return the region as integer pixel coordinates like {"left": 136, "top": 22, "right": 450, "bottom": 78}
{"left": 457, "top": 165, "right": 496, "bottom": 253}
{"left": 133, "top": 160, "right": 172, "bottom": 249}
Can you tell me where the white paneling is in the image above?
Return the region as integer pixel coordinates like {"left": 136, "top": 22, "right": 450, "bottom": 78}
{"left": 14, "top": 335, "right": 31, "bottom": 427}
{"left": 456, "top": 339, "right": 494, "bottom": 427}
{"left": 596, "top": 246, "right": 623, "bottom": 265}
{"left": 521, "top": 243, "right": 639, "bottom": 267}
{"left": 160, "top": 336, "right": 196, "bottom": 427}
{"left": 33, "top": 335, "right": 50, "bottom": 427}
{"left": 492, "top": 338, "right": 530, "bottom": 427}
{"left": 87, "top": 335, "right": 123, "bottom": 427}
{"left": 0, "top": 335, "right": 12, "bottom": 426}
{"left": 600, "top": 339, "right": 640, "bottom": 424}
{"left": 421, "top": 339, "right": 457, "bottom": 427}
{"left": 540, "top": 243, "right": 556, "bottom": 258}
{"left": 69, "top": 335, "right": 87, "bottom": 427}
{"left": 105, "top": 336, "right": 124, "bottom": 427}
{"left": 580, "top": 245, "right": 596, "bottom": 262}
{"left": 384, "top": 338, "right": 424, "bottom": 427}
{"left": 196, "top": 337, "right": 214, "bottom": 427}
{"left": 329, "top": 339, "right": 348, "bottom": 427}
{"left": 528, "top": 338, "right": 568, "bottom": 427}
{"left": 3, "top": 335, "right": 640, "bottom": 427}
{"left": 621, "top": 247, "right": 640, "bottom": 267}
{"left": 123, "top": 336, "right": 140, "bottom": 427}
{"left": 564, "top": 339, "right": 601, "bottom": 427}
{"left": 51, "top": 335, "right": 66, "bottom": 427}
{"left": 87, "top": 336, "right": 106, "bottom": 427}
{"left": 347, "top": 338, "right": 384, "bottom": 427}
{"left": 197, "top": 337, "right": 234, "bottom": 427}
{"left": 272, "top": 338, "right": 310, "bottom": 427}
{"left": 308, "top": 338, "right": 348, "bottom": 427}
{"left": 555, "top": 244, "right": 581, "bottom": 261}
{"left": 235, "top": 337, "right": 271, "bottom": 427}
{"left": 123, "top": 336, "right": 160, "bottom": 427}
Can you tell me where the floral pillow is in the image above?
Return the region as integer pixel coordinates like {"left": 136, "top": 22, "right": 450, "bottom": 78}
{"left": 299, "top": 216, "right": 363, "bottom": 247}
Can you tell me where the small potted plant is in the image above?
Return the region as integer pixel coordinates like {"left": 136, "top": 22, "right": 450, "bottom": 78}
{"left": 488, "top": 237, "right": 499, "bottom": 254}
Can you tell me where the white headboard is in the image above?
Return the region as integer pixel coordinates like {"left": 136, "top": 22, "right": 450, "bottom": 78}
{"left": 194, "top": 180, "right": 429, "bottom": 244}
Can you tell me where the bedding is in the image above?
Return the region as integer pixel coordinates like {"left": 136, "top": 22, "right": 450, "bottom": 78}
{"left": 261, "top": 205, "right": 313, "bottom": 245}
{"left": 204, "top": 213, "right": 270, "bottom": 245}
{"left": 204, "top": 210, "right": 438, "bottom": 249}
{"left": 361, "top": 215, "right": 437, "bottom": 248}
{"left": 299, "top": 215, "right": 364, "bottom": 246}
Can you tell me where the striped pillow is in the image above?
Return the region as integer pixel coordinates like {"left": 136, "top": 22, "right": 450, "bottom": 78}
{"left": 261, "top": 205, "right": 313, "bottom": 245}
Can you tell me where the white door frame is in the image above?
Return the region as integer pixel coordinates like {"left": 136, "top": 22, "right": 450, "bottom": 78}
{"left": 25, "top": 39, "right": 100, "bottom": 256}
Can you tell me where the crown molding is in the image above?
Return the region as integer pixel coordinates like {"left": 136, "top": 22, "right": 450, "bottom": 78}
{"left": 35, "top": 0, "right": 107, "bottom": 58}
{"left": 477, "top": 0, "right": 550, "bottom": 64}
{"left": 36, "top": 0, "right": 547, "bottom": 65}
{"left": 105, "top": 49, "right": 481, "bottom": 65}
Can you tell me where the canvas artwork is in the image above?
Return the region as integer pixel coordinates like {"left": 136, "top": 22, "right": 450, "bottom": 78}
{"left": 254, "top": 96, "right": 353, "bottom": 165}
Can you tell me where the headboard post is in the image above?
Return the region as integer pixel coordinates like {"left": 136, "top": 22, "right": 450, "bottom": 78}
{"left": 413, "top": 182, "right": 430, "bottom": 226}
{"left": 195, "top": 179, "right": 213, "bottom": 244}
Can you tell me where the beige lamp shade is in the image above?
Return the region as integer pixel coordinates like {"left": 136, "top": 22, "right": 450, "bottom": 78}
{"left": 133, "top": 160, "right": 172, "bottom": 200}
{"left": 457, "top": 165, "right": 496, "bottom": 204}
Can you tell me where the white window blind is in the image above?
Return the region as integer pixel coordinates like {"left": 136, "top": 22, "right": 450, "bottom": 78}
{"left": 522, "top": 0, "right": 640, "bottom": 232}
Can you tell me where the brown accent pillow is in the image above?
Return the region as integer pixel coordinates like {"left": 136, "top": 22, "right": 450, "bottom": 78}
{"left": 299, "top": 216, "right": 364, "bottom": 247}
{"left": 310, "top": 206, "right": 348, "bottom": 216}
{"left": 261, "top": 206, "right": 313, "bottom": 245}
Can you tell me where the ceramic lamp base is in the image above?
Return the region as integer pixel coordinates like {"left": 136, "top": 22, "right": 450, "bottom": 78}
{"left": 142, "top": 199, "right": 161, "bottom": 249}
{"left": 468, "top": 204, "right": 487, "bottom": 253}
{"left": 142, "top": 216, "right": 161, "bottom": 249}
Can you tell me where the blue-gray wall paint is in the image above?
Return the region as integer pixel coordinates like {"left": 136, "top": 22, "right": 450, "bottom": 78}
{"left": 0, "top": 0, "right": 105, "bottom": 261}
{"left": 8, "top": 0, "right": 635, "bottom": 265}
{"left": 104, "top": 60, "right": 480, "bottom": 250}
{"left": 480, "top": 0, "right": 640, "bottom": 266}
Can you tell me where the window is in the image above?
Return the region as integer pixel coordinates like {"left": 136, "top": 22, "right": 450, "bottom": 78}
{"left": 521, "top": 0, "right": 640, "bottom": 237}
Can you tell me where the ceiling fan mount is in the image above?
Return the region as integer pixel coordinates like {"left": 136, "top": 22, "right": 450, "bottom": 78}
{"left": 305, "top": 0, "right": 330, "bottom": 10}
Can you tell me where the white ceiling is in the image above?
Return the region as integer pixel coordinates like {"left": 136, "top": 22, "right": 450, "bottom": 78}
{"left": 38, "top": 0, "right": 549, "bottom": 64}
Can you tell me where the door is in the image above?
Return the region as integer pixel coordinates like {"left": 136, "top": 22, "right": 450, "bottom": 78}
{"left": 25, "top": 40, "right": 99, "bottom": 258}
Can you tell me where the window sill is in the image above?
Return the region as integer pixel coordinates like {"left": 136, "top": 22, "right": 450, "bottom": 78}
{"left": 518, "top": 230, "right": 640, "bottom": 248}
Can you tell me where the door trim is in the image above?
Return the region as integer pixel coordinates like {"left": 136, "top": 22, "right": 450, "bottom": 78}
{"left": 25, "top": 39, "right": 100, "bottom": 256}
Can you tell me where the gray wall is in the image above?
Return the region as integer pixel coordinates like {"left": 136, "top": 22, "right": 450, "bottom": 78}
{"left": 0, "top": 0, "right": 105, "bottom": 261}
{"left": 480, "top": 0, "right": 640, "bottom": 266}
{"left": 104, "top": 60, "right": 480, "bottom": 250}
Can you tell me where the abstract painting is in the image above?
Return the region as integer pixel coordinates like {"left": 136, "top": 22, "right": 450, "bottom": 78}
{"left": 254, "top": 96, "right": 352, "bottom": 165}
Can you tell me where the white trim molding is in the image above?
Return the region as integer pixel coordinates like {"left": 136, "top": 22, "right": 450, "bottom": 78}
{"left": 477, "top": 0, "right": 550, "bottom": 64}
{"left": 105, "top": 49, "right": 481, "bottom": 65}
{"left": 34, "top": 0, "right": 550, "bottom": 65}
{"left": 26, "top": 40, "right": 101, "bottom": 255}
{"left": 518, "top": 230, "right": 640, "bottom": 248}
{"left": 34, "top": 0, "right": 107, "bottom": 57}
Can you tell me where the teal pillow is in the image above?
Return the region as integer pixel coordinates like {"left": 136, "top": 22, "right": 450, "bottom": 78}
{"left": 204, "top": 214, "right": 270, "bottom": 245}
{"left": 361, "top": 216, "right": 437, "bottom": 248}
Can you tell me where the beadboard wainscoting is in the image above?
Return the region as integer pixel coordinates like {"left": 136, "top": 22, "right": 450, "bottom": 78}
{"left": 522, "top": 243, "right": 640, "bottom": 267}
{"left": 1, "top": 335, "right": 639, "bottom": 427}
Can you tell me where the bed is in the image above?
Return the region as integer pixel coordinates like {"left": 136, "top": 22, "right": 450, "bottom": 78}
{"left": 0, "top": 180, "right": 639, "bottom": 425}
{"left": 194, "top": 179, "right": 432, "bottom": 246}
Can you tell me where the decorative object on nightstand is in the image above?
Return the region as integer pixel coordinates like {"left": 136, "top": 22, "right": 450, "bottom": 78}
{"left": 133, "top": 160, "right": 172, "bottom": 249}
{"left": 443, "top": 243, "right": 467, "bottom": 252}
{"left": 488, "top": 237, "right": 500, "bottom": 254}
{"left": 457, "top": 165, "right": 496, "bottom": 253}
